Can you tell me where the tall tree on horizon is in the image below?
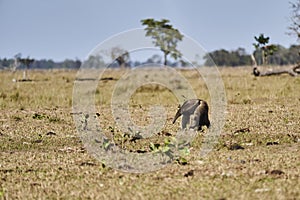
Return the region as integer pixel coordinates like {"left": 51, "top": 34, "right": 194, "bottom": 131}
{"left": 253, "top": 34, "right": 277, "bottom": 65}
{"left": 16, "top": 56, "right": 34, "bottom": 80}
{"left": 141, "top": 18, "right": 183, "bottom": 66}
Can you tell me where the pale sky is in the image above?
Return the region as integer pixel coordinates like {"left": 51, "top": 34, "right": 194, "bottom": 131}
{"left": 0, "top": 0, "right": 297, "bottom": 61}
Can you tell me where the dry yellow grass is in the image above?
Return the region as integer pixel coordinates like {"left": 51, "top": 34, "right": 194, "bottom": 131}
{"left": 0, "top": 67, "right": 299, "bottom": 199}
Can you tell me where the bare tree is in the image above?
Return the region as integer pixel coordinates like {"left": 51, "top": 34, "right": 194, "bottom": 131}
{"left": 109, "top": 47, "right": 130, "bottom": 68}
{"left": 288, "top": 0, "right": 300, "bottom": 39}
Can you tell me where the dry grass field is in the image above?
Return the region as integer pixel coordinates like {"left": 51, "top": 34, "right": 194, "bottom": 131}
{"left": 0, "top": 67, "right": 299, "bottom": 199}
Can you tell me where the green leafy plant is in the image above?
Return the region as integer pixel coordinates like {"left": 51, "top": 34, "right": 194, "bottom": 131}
{"left": 103, "top": 138, "right": 111, "bottom": 150}
{"left": 32, "top": 113, "right": 61, "bottom": 123}
{"left": 149, "top": 137, "right": 190, "bottom": 163}
{"left": 0, "top": 188, "right": 5, "bottom": 198}
{"left": 32, "top": 113, "right": 47, "bottom": 120}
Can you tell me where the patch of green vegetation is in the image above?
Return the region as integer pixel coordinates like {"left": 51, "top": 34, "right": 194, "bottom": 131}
{"left": 32, "top": 113, "right": 47, "bottom": 120}
{"left": 0, "top": 188, "right": 5, "bottom": 198}
{"left": 32, "top": 113, "right": 62, "bottom": 123}
{"left": 48, "top": 116, "right": 62, "bottom": 123}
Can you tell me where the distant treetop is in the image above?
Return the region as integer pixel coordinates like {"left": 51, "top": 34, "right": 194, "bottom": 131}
{"left": 141, "top": 18, "right": 183, "bottom": 66}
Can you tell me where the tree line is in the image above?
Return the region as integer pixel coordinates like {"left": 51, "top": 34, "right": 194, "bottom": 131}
{"left": 205, "top": 44, "right": 300, "bottom": 67}
{"left": 1, "top": 44, "right": 299, "bottom": 70}
{"left": 0, "top": 58, "right": 82, "bottom": 70}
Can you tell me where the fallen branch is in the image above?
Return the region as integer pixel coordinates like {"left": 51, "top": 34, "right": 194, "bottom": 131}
{"left": 253, "top": 67, "right": 298, "bottom": 77}
{"left": 251, "top": 54, "right": 299, "bottom": 77}
{"left": 293, "top": 63, "right": 300, "bottom": 74}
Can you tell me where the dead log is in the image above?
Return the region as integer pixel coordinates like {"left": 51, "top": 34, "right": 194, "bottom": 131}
{"left": 251, "top": 54, "right": 299, "bottom": 77}
{"left": 253, "top": 67, "right": 298, "bottom": 77}
{"left": 293, "top": 64, "right": 300, "bottom": 74}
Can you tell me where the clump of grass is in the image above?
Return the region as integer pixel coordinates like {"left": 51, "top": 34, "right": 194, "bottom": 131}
{"left": 10, "top": 91, "right": 20, "bottom": 101}
{"left": 242, "top": 98, "right": 251, "bottom": 104}
{"left": 32, "top": 113, "right": 47, "bottom": 120}
{"left": 32, "top": 113, "right": 62, "bottom": 123}
{"left": 12, "top": 116, "right": 22, "bottom": 121}
{"left": 0, "top": 92, "right": 7, "bottom": 99}
{"left": 48, "top": 116, "right": 61, "bottom": 123}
